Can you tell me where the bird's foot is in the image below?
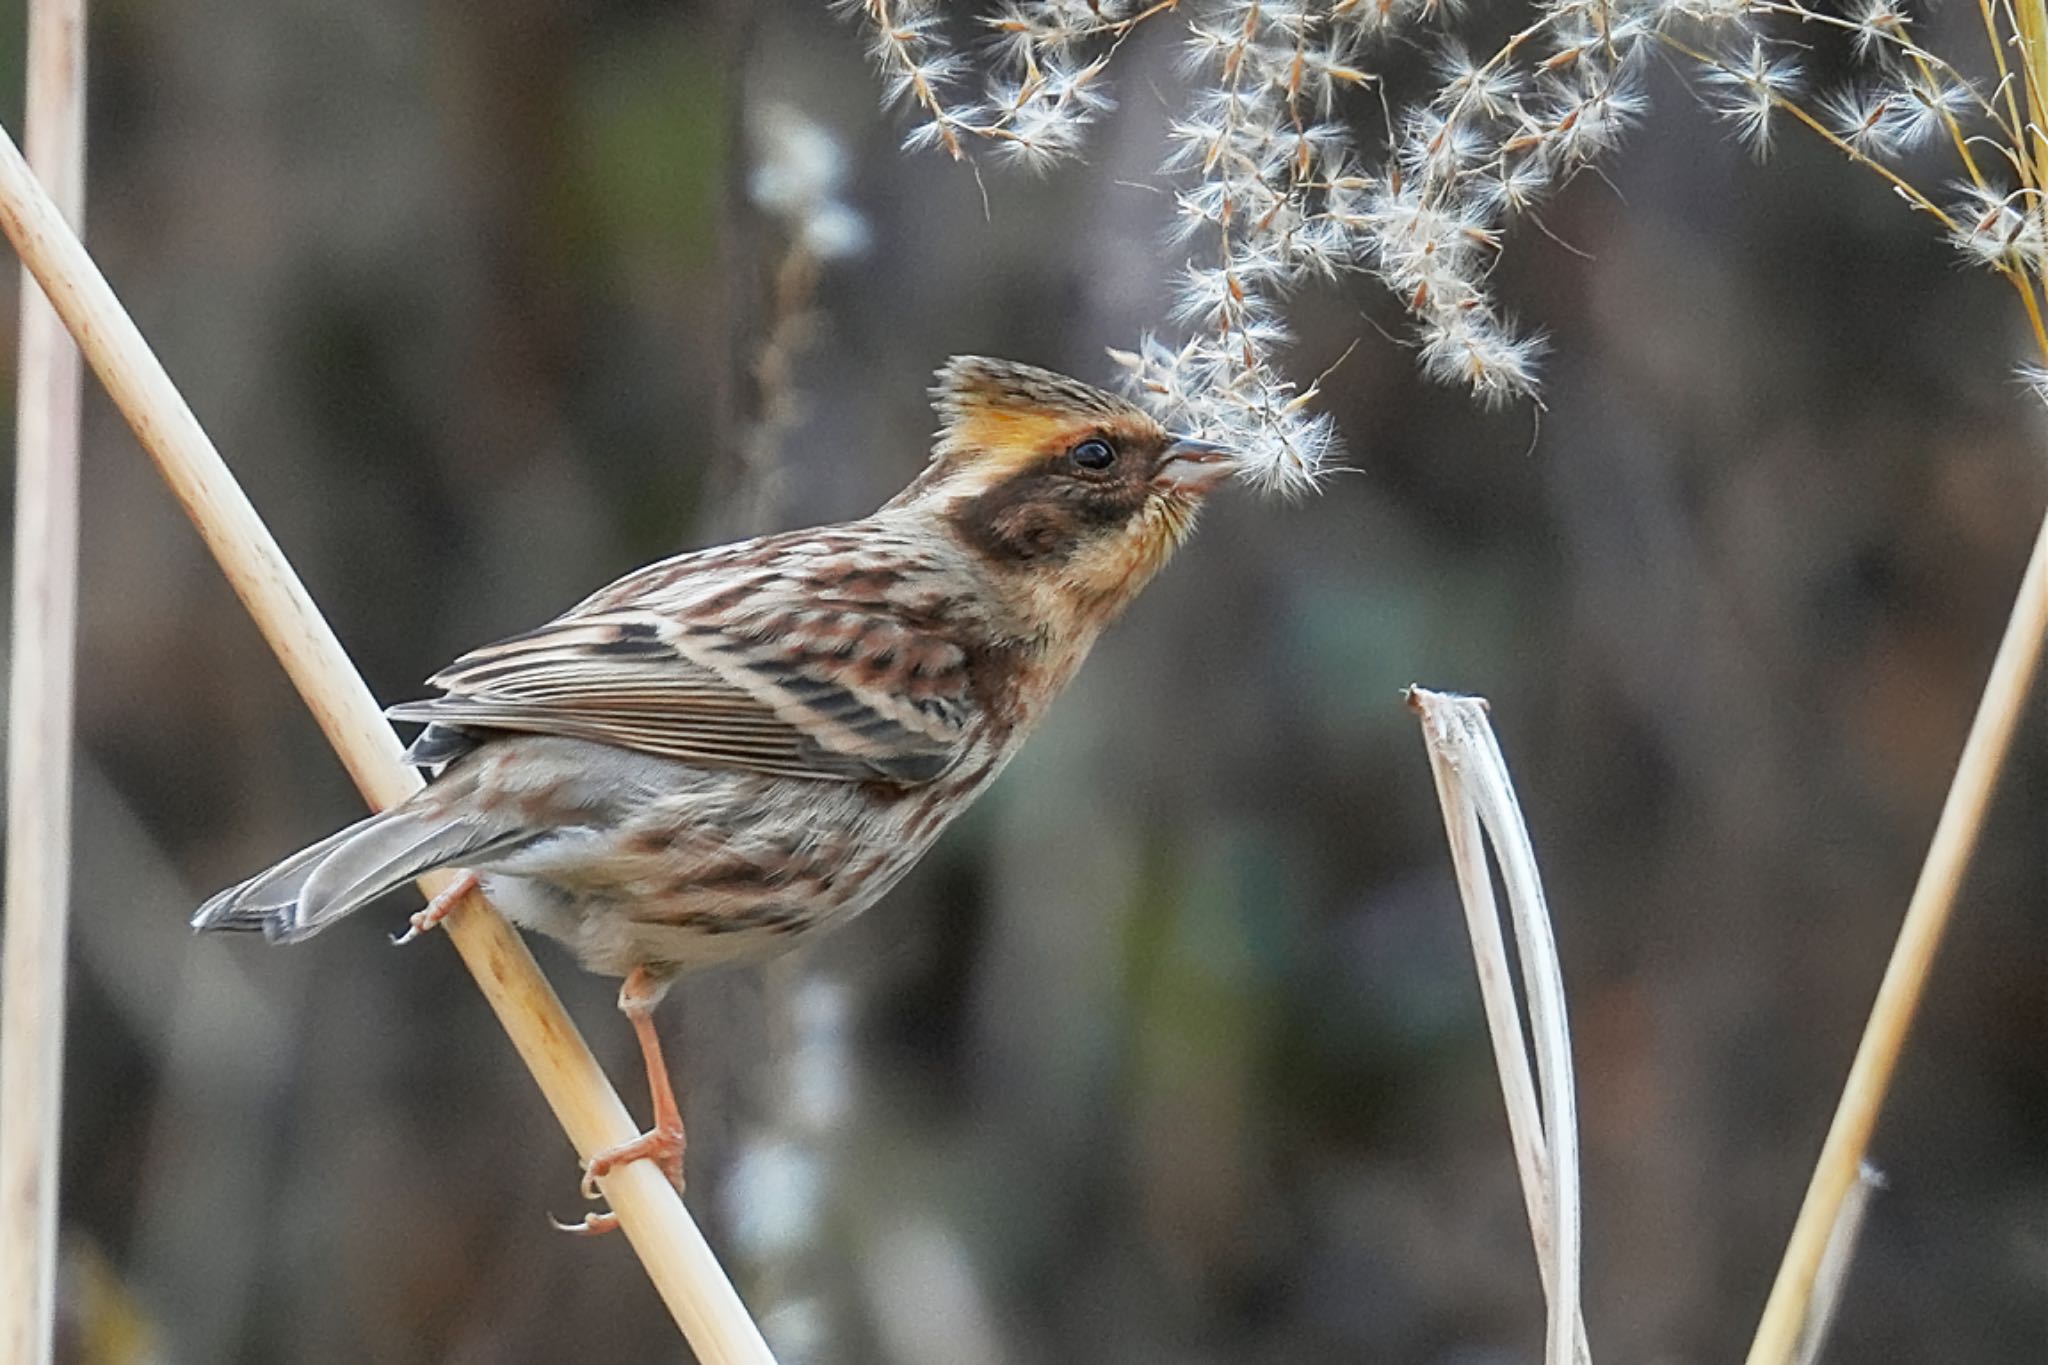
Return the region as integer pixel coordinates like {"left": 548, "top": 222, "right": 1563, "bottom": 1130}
{"left": 555, "top": 966, "right": 686, "bottom": 1238}
{"left": 391, "top": 870, "right": 478, "bottom": 946}
{"left": 556, "top": 1121, "right": 685, "bottom": 1237}
{"left": 579, "top": 1122, "right": 687, "bottom": 1201}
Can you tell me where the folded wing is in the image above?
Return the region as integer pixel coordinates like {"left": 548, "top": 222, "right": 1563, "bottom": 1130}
{"left": 387, "top": 598, "right": 975, "bottom": 786}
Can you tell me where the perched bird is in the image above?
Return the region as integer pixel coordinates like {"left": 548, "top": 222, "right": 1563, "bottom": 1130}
{"left": 193, "top": 356, "right": 1235, "bottom": 1228}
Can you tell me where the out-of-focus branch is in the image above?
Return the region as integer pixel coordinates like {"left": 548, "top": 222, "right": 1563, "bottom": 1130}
{"left": 726, "top": 103, "right": 868, "bottom": 535}
{"left": 0, "top": 5, "right": 87, "bottom": 1364}
{"left": 1409, "top": 687, "right": 1589, "bottom": 1365}
{"left": 0, "top": 118, "right": 777, "bottom": 1364}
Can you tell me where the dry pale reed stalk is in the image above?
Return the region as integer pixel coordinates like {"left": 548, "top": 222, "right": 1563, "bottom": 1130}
{"left": 1746, "top": 506, "right": 2048, "bottom": 1365}
{"left": 1790, "top": 1162, "right": 1884, "bottom": 1365}
{"left": 0, "top": 4, "right": 87, "bottom": 1364}
{"left": 0, "top": 120, "right": 778, "bottom": 1363}
{"left": 1729, "top": 0, "right": 2048, "bottom": 1350}
{"left": 1408, "top": 687, "right": 1588, "bottom": 1365}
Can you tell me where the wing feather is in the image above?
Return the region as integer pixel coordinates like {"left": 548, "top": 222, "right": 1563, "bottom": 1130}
{"left": 387, "top": 539, "right": 976, "bottom": 786}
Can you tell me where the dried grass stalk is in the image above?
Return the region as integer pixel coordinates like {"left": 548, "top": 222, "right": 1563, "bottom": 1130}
{"left": 1791, "top": 1162, "right": 1884, "bottom": 1365}
{"left": 1409, "top": 687, "right": 1589, "bottom": 1365}
{"left": 1747, "top": 507, "right": 2048, "bottom": 1365}
{"left": 0, "top": 5, "right": 88, "bottom": 1364}
{"left": 0, "top": 119, "right": 777, "bottom": 1362}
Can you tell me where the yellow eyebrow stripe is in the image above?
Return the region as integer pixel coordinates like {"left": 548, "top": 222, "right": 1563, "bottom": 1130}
{"left": 942, "top": 406, "right": 1092, "bottom": 467}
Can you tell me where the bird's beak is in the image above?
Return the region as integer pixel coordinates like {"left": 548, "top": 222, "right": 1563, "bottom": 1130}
{"left": 1151, "top": 436, "right": 1237, "bottom": 494}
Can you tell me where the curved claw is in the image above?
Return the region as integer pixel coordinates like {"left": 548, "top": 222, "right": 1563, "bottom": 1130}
{"left": 388, "top": 912, "right": 433, "bottom": 947}
{"left": 571, "top": 1121, "right": 685, "bottom": 1234}
{"left": 391, "top": 870, "right": 478, "bottom": 947}
{"left": 550, "top": 1209, "right": 621, "bottom": 1237}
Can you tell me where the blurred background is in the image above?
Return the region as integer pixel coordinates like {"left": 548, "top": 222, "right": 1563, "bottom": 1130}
{"left": 0, "top": 1, "right": 2042, "bottom": 1362}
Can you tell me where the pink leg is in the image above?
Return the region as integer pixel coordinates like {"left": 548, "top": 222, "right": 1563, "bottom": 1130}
{"left": 556, "top": 966, "right": 684, "bottom": 1237}
{"left": 391, "top": 869, "right": 478, "bottom": 946}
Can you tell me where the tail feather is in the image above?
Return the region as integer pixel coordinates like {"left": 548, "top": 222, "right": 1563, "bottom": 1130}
{"left": 296, "top": 816, "right": 522, "bottom": 933}
{"left": 192, "top": 807, "right": 524, "bottom": 944}
{"left": 192, "top": 814, "right": 387, "bottom": 940}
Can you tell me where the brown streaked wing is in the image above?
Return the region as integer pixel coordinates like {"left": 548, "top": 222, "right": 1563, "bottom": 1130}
{"left": 385, "top": 606, "right": 974, "bottom": 786}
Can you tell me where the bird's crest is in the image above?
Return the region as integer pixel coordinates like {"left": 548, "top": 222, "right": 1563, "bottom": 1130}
{"left": 931, "top": 356, "right": 1153, "bottom": 466}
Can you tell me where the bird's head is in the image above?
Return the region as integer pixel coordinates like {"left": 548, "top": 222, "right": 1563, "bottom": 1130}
{"left": 887, "top": 356, "right": 1235, "bottom": 633}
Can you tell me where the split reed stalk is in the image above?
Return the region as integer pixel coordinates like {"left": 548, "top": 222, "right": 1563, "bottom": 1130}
{"left": 1409, "top": 688, "right": 1589, "bottom": 1365}
{"left": 0, "top": 5, "right": 87, "bottom": 1364}
{"left": 0, "top": 119, "right": 777, "bottom": 1364}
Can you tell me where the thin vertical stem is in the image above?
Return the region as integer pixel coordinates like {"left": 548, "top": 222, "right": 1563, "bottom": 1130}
{"left": 0, "top": 5, "right": 86, "bottom": 1365}
{"left": 1736, "top": 10, "right": 2048, "bottom": 1352}
{"left": 2017, "top": 0, "right": 2048, "bottom": 190}
{"left": 1745, "top": 505, "right": 2048, "bottom": 1365}
{"left": 0, "top": 118, "right": 777, "bottom": 1365}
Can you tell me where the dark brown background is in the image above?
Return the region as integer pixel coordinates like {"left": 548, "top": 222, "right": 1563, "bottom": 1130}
{"left": 6, "top": 2, "right": 2043, "bottom": 1362}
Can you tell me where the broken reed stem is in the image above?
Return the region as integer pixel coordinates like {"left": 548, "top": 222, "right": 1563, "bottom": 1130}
{"left": 1408, "top": 688, "right": 1588, "bottom": 1365}
{"left": 0, "top": 120, "right": 778, "bottom": 1365}
{"left": 1745, "top": 502, "right": 2048, "bottom": 1365}
{"left": 0, "top": 5, "right": 87, "bottom": 1365}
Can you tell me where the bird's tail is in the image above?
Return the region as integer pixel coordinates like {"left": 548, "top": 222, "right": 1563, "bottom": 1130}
{"left": 191, "top": 804, "right": 523, "bottom": 944}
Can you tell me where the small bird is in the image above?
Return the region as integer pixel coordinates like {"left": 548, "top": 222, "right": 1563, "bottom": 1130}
{"left": 193, "top": 356, "right": 1235, "bottom": 1229}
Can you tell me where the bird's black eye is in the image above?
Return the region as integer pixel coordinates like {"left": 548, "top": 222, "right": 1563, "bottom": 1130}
{"left": 1070, "top": 438, "right": 1117, "bottom": 471}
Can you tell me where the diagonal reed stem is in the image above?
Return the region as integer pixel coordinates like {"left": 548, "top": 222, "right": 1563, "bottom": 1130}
{"left": 1746, "top": 504, "right": 2048, "bottom": 1364}
{"left": 0, "top": 118, "right": 778, "bottom": 1363}
{"left": 0, "top": 5, "right": 86, "bottom": 1365}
